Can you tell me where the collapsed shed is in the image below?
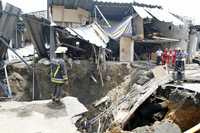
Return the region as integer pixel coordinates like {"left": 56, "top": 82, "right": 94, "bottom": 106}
{"left": 24, "top": 15, "right": 110, "bottom": 60}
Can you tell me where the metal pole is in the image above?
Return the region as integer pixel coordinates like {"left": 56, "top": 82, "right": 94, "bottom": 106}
{"left": 95, "top": 5, "right": 111, "bottom": 28}
{"left": 0, "top": 37, "right": 32, "bottom": 71}
{"left": 4, "top": 64, "right": 12, "bottom": 97}
{"left": 50, "top": 26, "right": 55, "bottom": 60}
{"left": 94, "top": 5, "right": 97, "bottom": 21}
{"left": 32, "top": 49, "right": 35, "bottom": 100}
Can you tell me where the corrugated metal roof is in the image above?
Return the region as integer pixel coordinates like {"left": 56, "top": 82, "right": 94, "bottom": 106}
{"left": 132, "top": 6, "right": 184, "bottom": 25}
{"left": 95, "top": 1, "right": 132, "bottom": 20}
{"left": 134, "top": 0, "right": 162, "bottom": 7}
{"left": 66, "top": 22, "right": 109, "bottom": 48}
{"left": 133, "top": 5, "right": 152, "bottom": 19}
{"left": 96, "top": 0, "right": 133, "bottom": 3}
{"left": 145, "top": 8, "right": 184, "bottom": 25}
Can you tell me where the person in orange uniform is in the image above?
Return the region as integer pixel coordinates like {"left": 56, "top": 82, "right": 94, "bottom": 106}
{"left": 172, "top": 48, "right": 177, "bottom": 66}
{"left": 168, "top": 48, "right": 173, "bottom": 66}
{"left": 162, "top": 48, "right": 168, "bottom": 65}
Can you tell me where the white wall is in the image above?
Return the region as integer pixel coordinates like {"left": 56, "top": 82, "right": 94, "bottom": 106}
{"left": 120, "top": 36, "right": 134, "bottom": 62}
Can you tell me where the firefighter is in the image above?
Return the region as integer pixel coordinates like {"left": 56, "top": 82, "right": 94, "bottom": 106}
{"left": 174, "top": 47, "right": 185, "bottom": 81}
{"left": 50, "top": 46, "right": 68, "bottom": 103}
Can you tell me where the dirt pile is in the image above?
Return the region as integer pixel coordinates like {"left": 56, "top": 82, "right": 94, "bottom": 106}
{"left": 166, "top": 102, "right": 200, "bottom": 131}
{"left": 157, "top": 85, "right": 200, "bottom": 131}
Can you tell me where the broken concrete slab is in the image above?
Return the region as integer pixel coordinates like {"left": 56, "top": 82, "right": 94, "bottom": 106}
{"left": 132, "top": 121, "right": 181, "bottom": 133}
{"left": 120, "top": 66, "right": 172, "bottom": 128}
{"left": 0, "top": 96, "right": 87, "bottom": 133}
{"left": 107, "top": 121, "right": 181, "bottom": 133}
{"left": 163, "top": 83, "right": 200, "bottom": 93}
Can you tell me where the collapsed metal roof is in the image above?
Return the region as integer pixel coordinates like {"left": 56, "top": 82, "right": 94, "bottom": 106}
{"left": 23, "top": 15, "right": 50, "bottom": 58}
{"left": 0, "top": 3, "right": 21, "bottom": 60}
{"left": 94, "top": 1, "right": 132, "bottom": 21}
{"left": 66, "top": 22, "right": 109, "bottom": 48}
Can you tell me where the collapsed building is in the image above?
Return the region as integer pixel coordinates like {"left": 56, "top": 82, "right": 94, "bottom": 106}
{"left": 1, "top": 0, "right": 200, "bottom": 133}
{"left": 47, "top": 0, "right": 193, "bottom": 63}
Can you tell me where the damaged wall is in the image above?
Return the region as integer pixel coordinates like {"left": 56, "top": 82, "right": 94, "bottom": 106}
{"left": 52, "top": 6, "right": 90, "bottom": 27}
{"left": 120, "top": 36, "right": 134, "bottom": 62}
{"left": 152, "top": 21, "right": 189, "bottom": 50}
{"left": 188, "top": 30, "right": 198, "bottom": 62}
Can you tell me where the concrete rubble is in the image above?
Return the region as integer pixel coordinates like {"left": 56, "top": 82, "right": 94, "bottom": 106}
{"left": 1, "top": 0, "right": 200, "bottom": 133}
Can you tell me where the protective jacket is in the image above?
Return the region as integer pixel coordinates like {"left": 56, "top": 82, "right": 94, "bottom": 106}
{"left": 51, "top": 58, "right": 68, "bottom": 84}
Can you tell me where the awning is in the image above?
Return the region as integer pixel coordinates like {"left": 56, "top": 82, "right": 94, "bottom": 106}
{"left": 133, "top": 6, "right": 184, "bottom": 26}
{"left": 66, "top": 22, "right": 109, "bottom": 48}
{"left": 106, "top": 16, "right": 133, "bottom": 40}
{"left": 133, "top": 6, "right": 152, "bottom": 19}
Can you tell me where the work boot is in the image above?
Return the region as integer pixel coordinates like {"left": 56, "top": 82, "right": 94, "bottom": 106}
{"left": 55, "top": 98, "right": 61, "bottom": 103}
{"left": 52, "top": 96, "right": 56, "bottom": 102}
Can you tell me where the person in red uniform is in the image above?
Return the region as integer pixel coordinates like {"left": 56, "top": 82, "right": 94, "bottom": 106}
{"left": 166, "top": 49, "right": 171, "bottom": 65}
{"left": 172, "top": 48, "right": 176, "bottom": 66}
{"left": 168, "top": 48, "right": 173, "bottom": 66}
{"left": 162, "top": 48, "right": 168, "bottom": 65}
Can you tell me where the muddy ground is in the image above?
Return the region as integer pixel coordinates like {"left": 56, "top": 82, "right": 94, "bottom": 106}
{"left": 8, "top": 60, "right": 138, "bottom": 106}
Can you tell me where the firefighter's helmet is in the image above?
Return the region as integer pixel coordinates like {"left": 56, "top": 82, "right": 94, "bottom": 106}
{"left": 55, "top": 46, "right": 68, "bottom": 54}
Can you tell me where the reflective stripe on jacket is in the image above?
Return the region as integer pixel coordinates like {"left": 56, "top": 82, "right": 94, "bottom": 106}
{"left": 51, "top": 58, "right": 68, "bottom": 84}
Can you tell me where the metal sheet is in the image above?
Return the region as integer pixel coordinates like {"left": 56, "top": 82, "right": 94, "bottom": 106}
{"left": 0, "top": 3, "right": 21, "bottom": 60}
{"left": 95, "top": 1, "right": 132, "bottom": 20}
{"left": 96, "top": 0, "right": 132, "bottom": 3}
{"left": 145, "top": 8, "right": 184, "bottom": 25}
{"left": 164, "top": 83, "right": 200, "bottom": 93}
{"left": 23, "top": 15, "right": 50, "bottom": 58}
{"left": 66, "top": 22, "right": 109, "bottom": 48}
{"left": 133, "top": 6, "right": 152, "bottom": 19}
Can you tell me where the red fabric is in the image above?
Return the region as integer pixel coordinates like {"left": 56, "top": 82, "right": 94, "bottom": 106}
{"left": 168, "top": 49, "right": 173, "bottom": 65}
{"left": 162, "top": 48, "right": 168, "bottom": 65}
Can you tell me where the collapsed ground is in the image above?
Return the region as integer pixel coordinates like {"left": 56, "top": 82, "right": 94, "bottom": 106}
{"left": 4, "top": 59, "right": 200, "bottom": 133}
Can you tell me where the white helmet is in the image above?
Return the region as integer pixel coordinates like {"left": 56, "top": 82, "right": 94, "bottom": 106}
{"left": 55, "top": 46, "right": 68, "bottom": 54}
{"left": 176, "top": 47, "right": 181, "bottom": 51}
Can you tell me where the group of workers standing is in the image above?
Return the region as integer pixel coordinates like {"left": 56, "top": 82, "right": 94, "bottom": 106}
{"left": 156, "top": 47, "right": 187, "bottom": 81}
{"left": 156, "top": 48, "right": 187, "bottom": 66}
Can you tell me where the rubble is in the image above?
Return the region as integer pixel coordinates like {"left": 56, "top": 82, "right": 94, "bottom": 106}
{"left": 106, "top": 121, "right": 182, "bottom": 133}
